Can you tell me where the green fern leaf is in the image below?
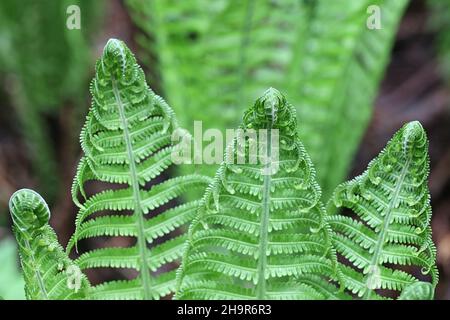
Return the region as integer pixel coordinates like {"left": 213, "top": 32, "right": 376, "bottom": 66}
{"left": 9, "top": 189, "right": 90, "bottom": 300}
{"left": 327, "top": 121, "right": 438, "bottom": 299}
{"left": 176, "top": 88, "right": 347, "bottom": 300}
{"left": 68, "top": 39, "right": 211, "bottom": 300}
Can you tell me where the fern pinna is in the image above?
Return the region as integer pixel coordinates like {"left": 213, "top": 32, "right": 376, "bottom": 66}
{"left": 327, "top": 121, "right": 438, "bottom": 299}
{"left": 176, "top": 88, "right": 345, "bottom": 300}
{"left": 67, "top": 39, "right": 211, "bottom": 300}
{"left": 9, "top": 189, "right": 90, "bottom": 299}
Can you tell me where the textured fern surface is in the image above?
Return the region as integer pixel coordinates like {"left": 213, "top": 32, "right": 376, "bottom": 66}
{"left": 126, "top": 0, "right": 313, "bottom": 179}
{"left": 68, "top": 39, "right": 211, "bottom": 300}
{"left": 428, "top": 0, "right": 450, "bottom": 81}
{"left": 9, "top": 189, "right": 90, "bottom": 300}
{"left": 327, "top": 121, "right": 438, "bottom": 299}
{"left": 127, "top": 0, "right": 408, "bottom": 200}
{"left": 176, "top": 88, "right": 346, "bottom": 300}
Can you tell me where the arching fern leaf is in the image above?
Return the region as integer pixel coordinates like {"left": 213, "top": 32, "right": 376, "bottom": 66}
{"left": 67, "top": 39, "right": 211, "bottom": 300}
{"left": 327, "top": 121, "right": 438, "bottom": 299}
{"left": 9, "top": 189, "right": 90, "bottom": 300}
{"left": 176, "top": 88, "right": 347, "bottom": 300}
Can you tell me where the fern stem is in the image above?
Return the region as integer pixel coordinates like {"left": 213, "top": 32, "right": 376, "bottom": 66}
{"left": 256, "top": 125, "right": 272, "bottom": 300}
{"left": 23, "top": 236, "right": 49, "bottom": 299}
{"left": 112, "top": 77, "right": 152, "bottom": 300}
{"left": 364, "top": 157, "right": 411, "bottom": 299}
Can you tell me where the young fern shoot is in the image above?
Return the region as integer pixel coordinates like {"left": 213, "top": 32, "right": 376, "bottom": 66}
{"left": 327, "top": 121, "right": 438, "bottom": 299}
{"left": 67, "top": 39, "right": 211, "bottom": 300}
{"left": 9, "top": 189, "right": 90, "bottom": 300}
{"left": 176, "top": 88, "right": 346, "bottom": 300}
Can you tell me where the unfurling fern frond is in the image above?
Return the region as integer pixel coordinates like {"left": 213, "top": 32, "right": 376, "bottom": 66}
{"left": 9, "top": 189, "right": 90, "bottom": 300}
{"left": 176, "top": 88, "right": 347, "bottom": 300}
{"left": 67, "top": 39, "right": 211, "bottom": 300}
{"left": 327, "top": 121, "right": 438, "bottom": 300}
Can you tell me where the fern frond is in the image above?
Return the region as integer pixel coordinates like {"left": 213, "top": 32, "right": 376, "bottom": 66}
{"left": 176, "top": 88, "right": 347, "bottom": 300}
{"left": 9, "top": 189, "right": 90, "bottom": 300}
{"left": 68, "top": 39, "right": 211, "bottom": 300}
{"left": 327, "top": 121, "right": 438, "bottom": 299}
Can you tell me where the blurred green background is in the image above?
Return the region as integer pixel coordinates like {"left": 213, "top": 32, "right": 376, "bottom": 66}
{"left": 0, "top": 0, "right": 449, "bottom": 299}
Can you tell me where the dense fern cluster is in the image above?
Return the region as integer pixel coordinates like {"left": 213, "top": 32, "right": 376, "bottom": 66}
{"left": 68, "top": 39, "right": 211, "bottom": 300}
{"left": 6, "top": 39, "right": 438, "bottom": 300}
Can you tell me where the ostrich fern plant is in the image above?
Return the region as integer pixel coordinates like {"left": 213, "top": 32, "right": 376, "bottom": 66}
{"left": 7, "top": 39, "right": 438, "bottom": 300}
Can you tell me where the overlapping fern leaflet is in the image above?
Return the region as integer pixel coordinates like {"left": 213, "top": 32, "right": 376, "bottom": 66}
{"left": 327, "top": 121, "right": 438, "bottom": 299}
{"left": 296, "top": 0, "right": 409, "bottom": 199}
{"left": 176, "top": 88, "right": 346, "bottom": 300}
{"left": 67, "top": 39, "right": 211, "bottom": 300}
{"left": 9, "top": 189, "right": 90, "bottom": 300}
